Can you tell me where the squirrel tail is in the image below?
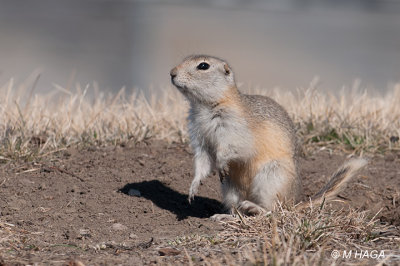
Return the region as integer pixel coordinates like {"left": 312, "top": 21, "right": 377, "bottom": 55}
{"left": 297, "top": 158, "right": 367, "bottom": 209}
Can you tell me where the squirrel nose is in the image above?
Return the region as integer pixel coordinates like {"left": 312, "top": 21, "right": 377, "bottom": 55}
{"left": 170, "top": 67, "right": 178, "bottom": 79}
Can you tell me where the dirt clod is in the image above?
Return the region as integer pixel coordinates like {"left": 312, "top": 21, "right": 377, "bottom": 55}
{"left": 158, "top": 247, "right": 181, "bottom": 256}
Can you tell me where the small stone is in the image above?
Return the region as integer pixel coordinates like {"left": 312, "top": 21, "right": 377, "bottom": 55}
{"left": 128, "top": 189, "right": 141, "bottom": 197}
{"left": 112, "top": 223, "right": 128, "bottom": 231}
{"left": 68, "top": 260, "right": 86, "bottom": 266}
{"left": 129, "top": 233, "right": 138, "bottom": 239}
{"left": 158, "top": 247, "right": 181, "bottom": 256}
{"left": 20, "top": 178, "right": 34, "bottom": 185}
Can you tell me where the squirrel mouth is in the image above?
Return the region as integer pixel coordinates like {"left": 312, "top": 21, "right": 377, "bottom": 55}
{"left": 177, "top": 86, "right": 188, "bottom": 94}
{"left": 171, "top": 78, "right": 183, "bottom": 90}
{"left": 170, "top": 78, "right": 191, "bottom": 97}
{"left": 172, "top": 82, "right": 186, "bottom": 92}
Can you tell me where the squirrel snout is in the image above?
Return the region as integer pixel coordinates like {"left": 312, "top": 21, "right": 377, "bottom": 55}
{"left": 170, "top": 67, "right": 178, "bottom": 80}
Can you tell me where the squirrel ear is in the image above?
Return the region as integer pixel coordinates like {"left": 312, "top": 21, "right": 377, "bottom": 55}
{"left": 223, "top": 64, "right": 231, "bottom": 75}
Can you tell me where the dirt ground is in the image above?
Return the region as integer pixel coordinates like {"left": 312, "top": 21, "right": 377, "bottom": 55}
{"left": 0, "top": 141, "right": 399, "bottom": 265}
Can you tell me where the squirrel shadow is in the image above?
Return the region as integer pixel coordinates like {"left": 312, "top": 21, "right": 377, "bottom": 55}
{"left": 119, "top": 180, "right": 223, "bottom": 220}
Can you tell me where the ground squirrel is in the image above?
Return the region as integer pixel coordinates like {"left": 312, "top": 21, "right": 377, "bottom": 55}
{"left": 170, "top": 55, "right": 367, "bottom": 220}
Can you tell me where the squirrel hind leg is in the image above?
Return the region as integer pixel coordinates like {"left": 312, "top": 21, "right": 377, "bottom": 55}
{"left": 249, "top": 160, "right": 297, "bottom": 211}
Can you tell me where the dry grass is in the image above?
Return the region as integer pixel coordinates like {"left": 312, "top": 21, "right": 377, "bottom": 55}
{"left": 1, "top": 77, "right": 400, "bottom": 162}
{"left": 0, "top": 220, "right": 32, "bottom": 264}
{"left": 0, "top": 78, "right": 187, "bottom": 162}
{"left": 167, "top": 203, "right": 400, "bottom": 265}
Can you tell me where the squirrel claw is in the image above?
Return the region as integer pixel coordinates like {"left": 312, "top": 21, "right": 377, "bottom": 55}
{"left": 188, "top": 190, "right": 196, "bottom": 203}
{"left": 188, "top": 192, "right": 195, "bottom": 204}
{"left": 218, "top": 165, "right": 229, "bottom": 182}
{"left": 188, "top": 180, "right": 200, "bottom": 203}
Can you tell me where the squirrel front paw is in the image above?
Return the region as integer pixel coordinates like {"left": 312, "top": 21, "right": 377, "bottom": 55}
{"left": 218, "top": 164, "right": 230, "bottom": 182}
{"left": 188, "top": 179, "right": 201, "bottom": 203}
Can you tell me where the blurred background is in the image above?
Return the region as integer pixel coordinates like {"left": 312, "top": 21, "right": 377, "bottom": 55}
{"left": 1, "top": 0, "right": 400, "bottom": 94}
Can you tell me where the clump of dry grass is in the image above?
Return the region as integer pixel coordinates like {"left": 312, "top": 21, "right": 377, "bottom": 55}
{"left": 0, "top": 221, "right": 30, "bottom": 263}
{"left": 1, "top": 77, "right": 399, "bottom": 161}
{"left": 166, "top": 204, "right": 400, "bottom": 265}
{"left": 0, "top": 78, "right": 187, "bottom": 161}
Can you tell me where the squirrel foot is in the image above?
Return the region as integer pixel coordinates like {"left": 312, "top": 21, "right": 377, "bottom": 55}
{"left": 238, "top": 200, "right": 266, "bottom": 216}
{"left": 210, "top": 213, "right": 236, "bottom": 222}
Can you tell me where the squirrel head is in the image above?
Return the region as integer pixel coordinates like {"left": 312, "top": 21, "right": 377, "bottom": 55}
{"left": 170, "top": 55, "right": 236, "bottom": 105}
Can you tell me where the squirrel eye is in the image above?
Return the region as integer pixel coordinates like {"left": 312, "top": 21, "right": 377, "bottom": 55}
{"left": 197, "top": 62, "right": 210, "bottom": 70}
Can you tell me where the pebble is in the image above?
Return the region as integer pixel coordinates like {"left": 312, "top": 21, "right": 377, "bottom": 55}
{"left": 112, "top": 223, "right": 128, "bottom": 231}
